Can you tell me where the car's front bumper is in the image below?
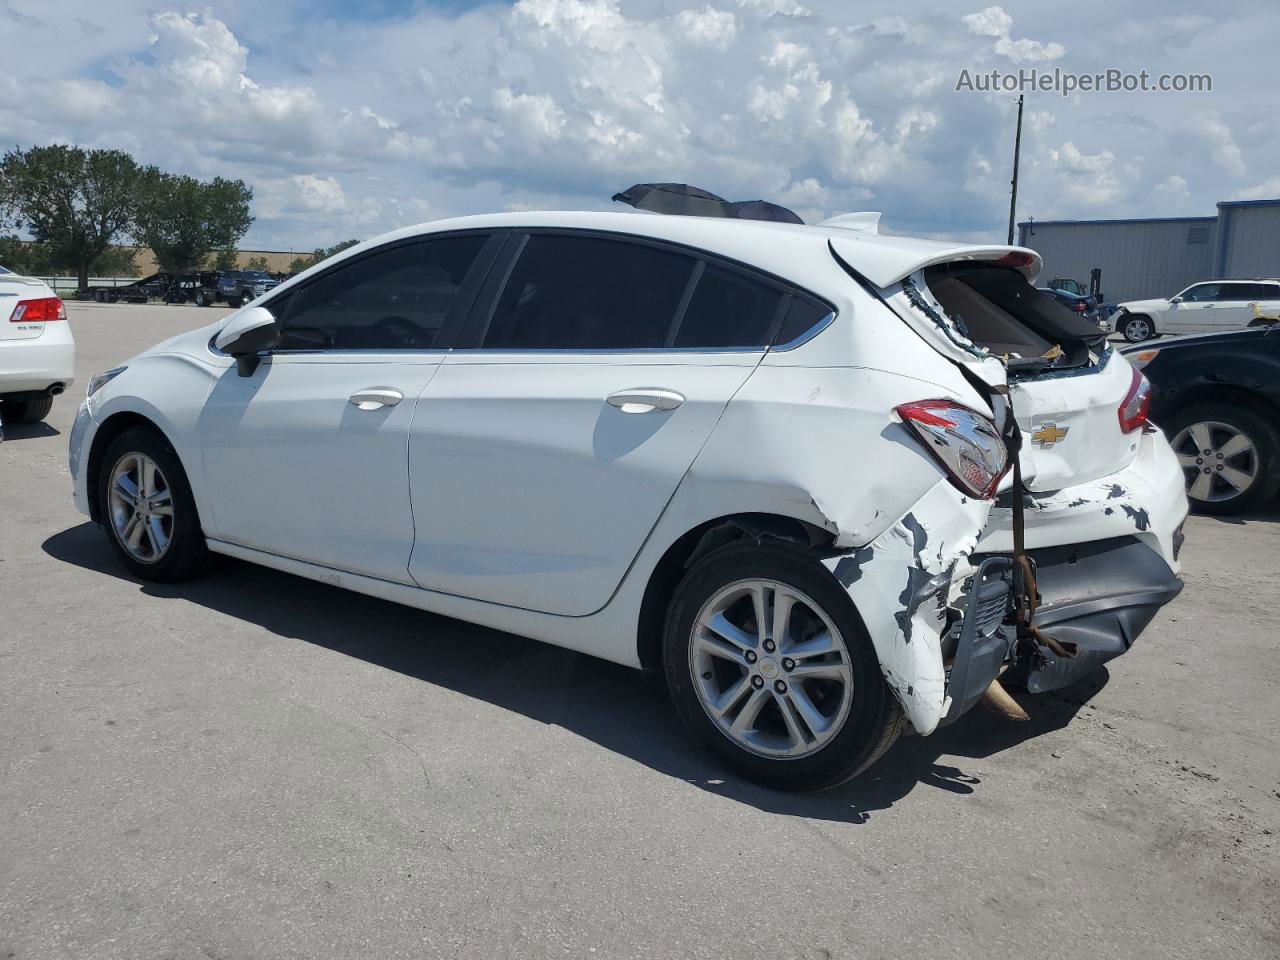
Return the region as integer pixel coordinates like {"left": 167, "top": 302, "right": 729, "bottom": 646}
{"left": 68, "top": 400, "right": 96, "bottom": 518}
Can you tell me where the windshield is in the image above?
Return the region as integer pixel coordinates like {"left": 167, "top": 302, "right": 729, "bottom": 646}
{"left": 242, "top": 271, "right": 272, "bottom": 281}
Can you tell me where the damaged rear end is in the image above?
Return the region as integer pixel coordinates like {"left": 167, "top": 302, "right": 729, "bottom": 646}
{"left": 828, "top": 232, "right": 1186, "bottom": 730}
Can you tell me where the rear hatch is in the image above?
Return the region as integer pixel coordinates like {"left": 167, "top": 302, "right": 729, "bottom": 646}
{"left": 829, "top": 236, "right": 1137, "bottom": 491}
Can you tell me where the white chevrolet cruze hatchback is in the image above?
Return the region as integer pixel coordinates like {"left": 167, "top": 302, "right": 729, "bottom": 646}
{"left": 69, "top": 211, "right": 1187, "bottom": 790}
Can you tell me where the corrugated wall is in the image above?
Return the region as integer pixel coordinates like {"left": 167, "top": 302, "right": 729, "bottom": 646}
{"left": 1217, "top": 203, "right": 1280, "bottom": 279}
{"left": 1018, "top": 218, "right": 1215, "bottom": 301}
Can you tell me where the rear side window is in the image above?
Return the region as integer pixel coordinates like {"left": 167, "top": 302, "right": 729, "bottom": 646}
{"left": 673, "top": 264, "right": 784, "bottom": 348}
{"left": 774, "top": 295, "right": 831, "bottom": 346}
{"left": 276, "top": 235, "right": 487, "bottom": 351}
{"left": 483, "top": 235, "right": 694, "bottom": 349}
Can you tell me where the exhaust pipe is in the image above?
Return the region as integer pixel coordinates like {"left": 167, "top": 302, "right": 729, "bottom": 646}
{"left": 48, "top": 383, "right": 65, "bottom": 396}
{"left": 981, "top": 676, "right": 1029, "bottom": 721}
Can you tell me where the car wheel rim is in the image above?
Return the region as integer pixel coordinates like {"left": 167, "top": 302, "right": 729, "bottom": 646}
{"left": 108, "top": 452, "right": 175, "bottom": 563}
{"left": 1126, "top": 318, "right": 1150, "bottom": 340}
{"left": 689, "top": 579, "right": 854, "bottom": 760}
{"left": 1171, "top": 420, "right": 1259, "bottom": 503}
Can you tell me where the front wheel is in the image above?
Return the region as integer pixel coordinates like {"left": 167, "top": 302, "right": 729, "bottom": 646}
{"left": 1122, "top": 313, "right": 1154, "bottom": 342}
{"left": 97, "top": 427, "right": 211, "bottom": 581}
{"left": 663, "top": 542, "right": 903, "bottom": 791}
{"left": 1166, "top": 403, "right": 1280, "bottom": 515}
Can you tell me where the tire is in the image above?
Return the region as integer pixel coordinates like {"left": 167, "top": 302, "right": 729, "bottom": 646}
{"left": 1164, "top": 403, "right": 1280, "bottom": 515}
{"left": 0, "top": 395, "right": 53, "bottom": 424}
{"left": 1122, "top": 313, "right": 1154, "bottom": 342}
{"left": 663, "top": 541, "right": 904, "bottom": 791}
{"left": 97, "top": 427, "right": 211, "bottom": 581}
{"left": 195, "top": 291, "right": 207, "bottom": 307}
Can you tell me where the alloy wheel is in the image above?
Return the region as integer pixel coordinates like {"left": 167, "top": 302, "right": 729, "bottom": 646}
{"left": 108, "top": 452, "right": 175, "bottom": 563}
{"left": 1171, "top": 420, "right": 1259, "bottom": 504}
{"left": 1124, "top": 316, "right": 1151, "bottom": 342}
{"left": 689, "top": 579, "right": 854, "bottom": 760}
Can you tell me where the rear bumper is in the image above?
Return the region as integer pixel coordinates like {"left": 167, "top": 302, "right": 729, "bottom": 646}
{"left": 0, "top": 334, "right": 76, "bottom": 395}
{"left": 942, "top": 533, "right": 1182, "bottom": 721}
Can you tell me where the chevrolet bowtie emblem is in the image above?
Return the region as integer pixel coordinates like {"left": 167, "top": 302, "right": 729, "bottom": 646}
{"left": 1032, "top": 423, "right": 1069, "bottom": 447}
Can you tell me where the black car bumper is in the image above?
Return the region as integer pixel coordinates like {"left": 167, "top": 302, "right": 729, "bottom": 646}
{"left": 943, "top": 536, "right": 1182, "bottom": 721}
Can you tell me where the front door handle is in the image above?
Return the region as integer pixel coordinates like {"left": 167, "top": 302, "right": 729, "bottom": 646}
{"left": 606, "top": 388, "right": 685, "bottom": 414}
{"left": 349, "top": 388, "right": 404, "bottom": 411}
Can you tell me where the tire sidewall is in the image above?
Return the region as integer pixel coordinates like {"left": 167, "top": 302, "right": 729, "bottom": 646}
{"left": 98, "top": 427, "right": 208, "bottom": 581}
{"left": 663, "top": 542, "right": 892, "bottom": 791}
{"left": 1165, "top": 403, "right": 1280, "bottom": 514}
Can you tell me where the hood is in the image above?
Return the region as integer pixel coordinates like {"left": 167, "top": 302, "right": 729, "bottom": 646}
{"left": 827, "top": 234, "right": 1041, "bottom": 289}
{"left": 1116, "top": 298, "right": 1168, "bottom": 312}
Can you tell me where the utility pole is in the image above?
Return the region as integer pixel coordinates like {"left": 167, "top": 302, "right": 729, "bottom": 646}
{"left": 1007, "top": 94, "right": 1024, "bottom": 245}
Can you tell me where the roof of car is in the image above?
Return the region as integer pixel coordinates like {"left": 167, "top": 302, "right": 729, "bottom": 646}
{"left": 350, "top": 210, "right": 1039, "bottom": 290}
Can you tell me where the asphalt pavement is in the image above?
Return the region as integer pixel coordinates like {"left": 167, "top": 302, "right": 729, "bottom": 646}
{"left": 1, "top": 301, "right": 1277, "bottom": 959}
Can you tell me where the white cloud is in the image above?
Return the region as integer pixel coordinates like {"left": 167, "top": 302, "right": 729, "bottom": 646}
{"left": 674, "top": 6, "right": 739, "bottom": 48}
{"left": 1, "top": 0, "right": 1272, "bottom": 247}
{"left": 1232, "top": 177, "right": 1280, "bottom": 201}
{"left": 962, "top": 5, "right": 1064, "bottom": 62}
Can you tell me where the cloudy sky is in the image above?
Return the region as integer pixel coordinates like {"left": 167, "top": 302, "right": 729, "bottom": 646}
{"left": 1, "top": 0, "right": 1275, "bottom": 251}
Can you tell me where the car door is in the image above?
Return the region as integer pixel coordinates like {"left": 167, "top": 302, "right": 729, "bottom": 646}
{"left": 197, "top": 233, "right": 498, "bottom": 583}
{"left": 1167, "top": 283, "right": 1220, "bottom": 333}
{"left": 1207, "top": 282, "right": 1255, "bottom": 330}
{"left": 406, "top": 232, "right": 790, "bottom": 616}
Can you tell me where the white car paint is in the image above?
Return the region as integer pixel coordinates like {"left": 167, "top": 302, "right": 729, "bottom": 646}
{"left": 0, "top": 270, "right": 75, "bottom": 401}
{"left": 1115, "top": 279, "right": 1280, "bottom": 338}
{"left": 68, "top": 211, "right": 1186, "bottom": 742}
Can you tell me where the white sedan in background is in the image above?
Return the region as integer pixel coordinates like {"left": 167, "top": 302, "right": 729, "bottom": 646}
{"left": 1112, "top": 278, "right": 1280, "bottom": 342}
{"left": 0, "top": 265, "right": 75, "bottom": 430}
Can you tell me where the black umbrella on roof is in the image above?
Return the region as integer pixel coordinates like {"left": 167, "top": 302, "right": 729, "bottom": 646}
{"left": 611, "top": 182, "right": 731, "bottom": 217}
{"left": 612, "top": 183, "right": 804, "bottom": 224}
{"left": 726, "top": 199, "right": 804, "bottom": 224}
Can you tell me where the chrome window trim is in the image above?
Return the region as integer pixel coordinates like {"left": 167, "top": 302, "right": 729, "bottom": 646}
{"left": 767, "top": 309, "right": 837, "bottom": 352}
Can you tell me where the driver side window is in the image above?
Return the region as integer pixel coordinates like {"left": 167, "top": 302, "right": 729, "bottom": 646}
{"left": 1181, "top": 284, "right": 1221, "bottom": 303}
{"left": 275, "top": 235, "right": 488, "bottom": 351}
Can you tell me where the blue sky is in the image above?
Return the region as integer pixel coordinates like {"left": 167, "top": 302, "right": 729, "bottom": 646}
{"left": 1, "top": 0, "right": 1276, "bottom": 251}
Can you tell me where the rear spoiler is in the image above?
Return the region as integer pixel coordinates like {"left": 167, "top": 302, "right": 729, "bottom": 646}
{"left": 828, "top": 235, "right": 1041, "bottom": 289}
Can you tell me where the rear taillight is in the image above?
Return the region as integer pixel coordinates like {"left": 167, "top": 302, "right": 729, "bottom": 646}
{"left": 995, "top": 251, "right": 1036, "bottom": 269}
{"left": 897, "top": 400, "right": 1009, "bottom": 499}
{"left": 1118, "top": 366, "right": 1152, "bottom": 434}
{"left": 1072, "top": 302, "right": 1087, "bottom": 313}
{"left": 9, "top": 297, "right": 65, "bottom": 323}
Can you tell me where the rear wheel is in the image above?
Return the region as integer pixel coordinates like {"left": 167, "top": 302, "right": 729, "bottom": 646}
{"left": 1, "top": 395, "right": 53, "bottom": 424}
{"left": 194, "top": 290, "right": 207, "bottom": 307}
{"left": 97, "top": 427, "right": 210, "bottom": 581}
{"left": 663, "top": 542, "right": 903, "bottom": 791}
{"left": 1122, "top": 313, "right": 1154, "bottom": 342}
{"left": 1167, "top": 403, "right": 1280, "bottom": 514}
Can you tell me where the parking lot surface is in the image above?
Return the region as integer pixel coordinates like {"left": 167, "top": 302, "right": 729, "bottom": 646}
{"left": 2, "top": 302, "right": 1278, "bottom": 959}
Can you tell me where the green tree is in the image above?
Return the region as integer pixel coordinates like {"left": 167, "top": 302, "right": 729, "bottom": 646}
{"left": 134, "top": 172, "right": 253, "bottom": 276}
{"left": 0, "top": 236, "right": 54, "bottom": 275}
{"left": 288, "top": 239, "right": 359, "bottom": 274}
{"left": 0, "top": 145, "right": 142, "bottom": 292}
{"left": 210, "top": 246, "right": 239, "bottom": 270}
{"left": 90, "top": 246, "right": 139, "bottom": 276}
{"left": 245, "top": 255, "right": 270, "bottom": 271}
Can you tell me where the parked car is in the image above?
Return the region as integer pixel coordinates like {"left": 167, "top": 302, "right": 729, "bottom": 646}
{"left": 1112, "top": 279, "right": 1280, "bottom": 343}
{"left": 1123, "top": 326, "right": 1280, "bottom": 514}
{"left": 68, "top": 212, "right": 1186, "bottom": 790}
{"left": 1, "top": 264, "right": 74, "bottom": 430}
{"left": 1039, "top": 286, "right": 1104, "bottom": 329}
{"left": 188, "top": 270, "right": 281, "bottom": 308}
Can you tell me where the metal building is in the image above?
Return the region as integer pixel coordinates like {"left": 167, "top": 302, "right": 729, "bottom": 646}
{"left": 1017, "top": 198, "right": 1280, "bottom": 303}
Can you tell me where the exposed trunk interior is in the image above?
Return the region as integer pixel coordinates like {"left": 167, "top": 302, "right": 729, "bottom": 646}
{"left": 924, "top": 264, "right": 1107, "bottom": 373}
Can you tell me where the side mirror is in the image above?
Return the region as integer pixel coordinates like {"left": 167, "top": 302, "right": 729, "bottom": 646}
{"left": 215, "top": 306, "right": 279, "bottom": 376}
{"left": 1170, "top": 297, "right": 1183, "bottom": 305}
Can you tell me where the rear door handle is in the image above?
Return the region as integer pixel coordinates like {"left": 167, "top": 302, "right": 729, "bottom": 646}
{"left": 606, "top": 388, "right": 685, "bottom": 414}
{"left": 349, "top": 388, "right": 404, "bottom": 410}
